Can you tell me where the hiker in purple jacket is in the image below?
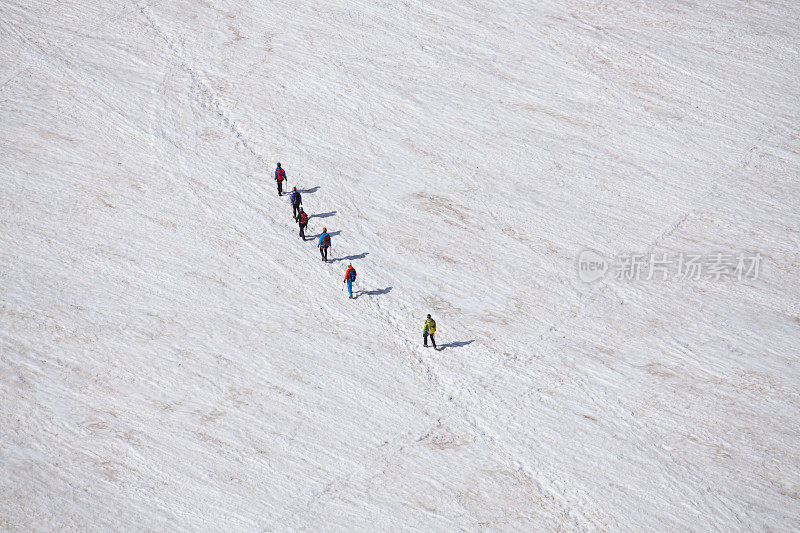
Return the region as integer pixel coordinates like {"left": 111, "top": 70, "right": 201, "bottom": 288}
{"left": 289, "top": 187, "right": 302, "bottom": 221}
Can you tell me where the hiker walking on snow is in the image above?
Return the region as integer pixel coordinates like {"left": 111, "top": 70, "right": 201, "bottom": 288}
{"left": 318, "top": 227, "right": 331, "bottom": 262}
{"left": 343, "top": 264, "right": 357, "bottom": 299}
{"left": 297, "top": 207, "right": 308, "bottom": 240}
{"left": 423, "top": 314, "right": 437, "bottom": 348}
{"left": 290, "top": 187, "right": 302, "bottom": 221}
{"left": 275, "top": 162, "right": 286, "bottom": 196}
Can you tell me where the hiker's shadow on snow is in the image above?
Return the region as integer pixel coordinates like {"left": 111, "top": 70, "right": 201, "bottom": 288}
{"left": 331, "top": 252, "right": 369, "bottom": 263}
{"left": 436, "top": 340, "right": 474, "bottom": 351}
{"left": 299, "top": 186, "right": 320, "bottom": 194}
{"left": 356, "top": 286, "right": 392, "bottom": 298}
{"left": 310, "top": 211, "right": 336, "bottom": 219}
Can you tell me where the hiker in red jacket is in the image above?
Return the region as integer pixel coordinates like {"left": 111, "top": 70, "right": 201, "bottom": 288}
{"left": 297, "top": 207, "right": 308, "bottom": 240}
{"left": 343, "top": 264, "right": 357, "bottom": 299}
{"left": 274, "top": 162, "right": 286, "bottom": 196}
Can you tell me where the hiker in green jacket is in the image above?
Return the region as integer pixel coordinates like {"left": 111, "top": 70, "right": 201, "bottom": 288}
{"left": 423, "top": 314, "right": 437, "bottom": 349}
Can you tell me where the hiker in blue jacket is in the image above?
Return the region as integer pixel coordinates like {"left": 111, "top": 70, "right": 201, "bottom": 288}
{"left": 289, "top": 187, "right": 302, "bottom": 221}
{"left": 318, "top": 228, "right": 331, "bottom": 262}
{"left": 275, "top": 163, "right": 286, "bottom": 196}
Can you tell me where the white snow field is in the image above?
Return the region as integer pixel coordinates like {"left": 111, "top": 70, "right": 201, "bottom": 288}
{"left": 2, "top": 0, "right": 799, "bottom": 530}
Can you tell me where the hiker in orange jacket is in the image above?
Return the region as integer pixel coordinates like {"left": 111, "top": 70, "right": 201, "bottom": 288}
{"left": 343, "top": 264, "right": 357, "bottom": 299}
